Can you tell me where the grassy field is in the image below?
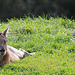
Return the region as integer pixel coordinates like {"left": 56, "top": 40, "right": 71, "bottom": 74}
{"left": 0, "top": 16, "right": 75, "bottom": 75}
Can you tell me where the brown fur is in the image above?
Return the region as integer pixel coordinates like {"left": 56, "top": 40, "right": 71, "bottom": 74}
{"left": 0, "top": 48, "right": 10, "bottom": 65}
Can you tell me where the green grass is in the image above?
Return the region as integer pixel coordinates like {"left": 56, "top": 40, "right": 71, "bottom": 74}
{"left": 0, "top": 16, "right": 75, "bottom": 75}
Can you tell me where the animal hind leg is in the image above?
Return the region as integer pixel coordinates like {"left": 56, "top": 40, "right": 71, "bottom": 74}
{"left": 7, "top": 45, "right": 24, "bottom": 58}
{"left": 19, "top": 49, "right": 35, "bottom": 56}
{"left": 7, "top": 45, "right": 35, "bottom": 58}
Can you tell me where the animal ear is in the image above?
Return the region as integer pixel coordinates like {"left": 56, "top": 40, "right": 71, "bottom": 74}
{"left": 2, "top": 26, "right": 9, "bottom": 37}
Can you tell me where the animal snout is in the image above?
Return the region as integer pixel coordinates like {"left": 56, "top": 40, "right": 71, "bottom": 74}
{"left": 0, "top": 48, "right": 6, "bottom": 55}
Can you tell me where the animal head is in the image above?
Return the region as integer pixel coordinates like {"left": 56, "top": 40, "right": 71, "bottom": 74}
{"left": 0, "top": 27, "right": 9, "bottom": 56}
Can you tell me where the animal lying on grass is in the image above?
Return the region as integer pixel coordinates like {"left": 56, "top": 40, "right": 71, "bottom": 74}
{"left": 0, "top": 27, "right": 35, "bottom": 66}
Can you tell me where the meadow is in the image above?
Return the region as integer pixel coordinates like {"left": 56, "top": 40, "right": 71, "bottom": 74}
{"left": 0, "top": 16, "right": 75, "bottom": 75}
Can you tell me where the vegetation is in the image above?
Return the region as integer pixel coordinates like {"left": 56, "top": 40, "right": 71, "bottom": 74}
{"left": 0, "top": 16, "right": 75, "bottom": 75}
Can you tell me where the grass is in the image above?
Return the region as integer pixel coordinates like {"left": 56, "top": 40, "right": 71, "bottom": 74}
{"left": 0, "top": 16, "right": 75, "bottom": 75}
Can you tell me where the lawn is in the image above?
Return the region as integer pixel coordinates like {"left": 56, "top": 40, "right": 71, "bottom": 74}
{"left": 0, "top": 16, "right": 75, "bottom": 75}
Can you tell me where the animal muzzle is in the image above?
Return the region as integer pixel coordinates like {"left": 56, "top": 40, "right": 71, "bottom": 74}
{"left": 0, "top": 48, "right": 6, "bottom": 56}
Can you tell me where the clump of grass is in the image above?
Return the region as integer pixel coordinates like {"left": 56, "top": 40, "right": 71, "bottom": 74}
{"left": 0, "top": 16, "right": 75, "bottom": 74}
